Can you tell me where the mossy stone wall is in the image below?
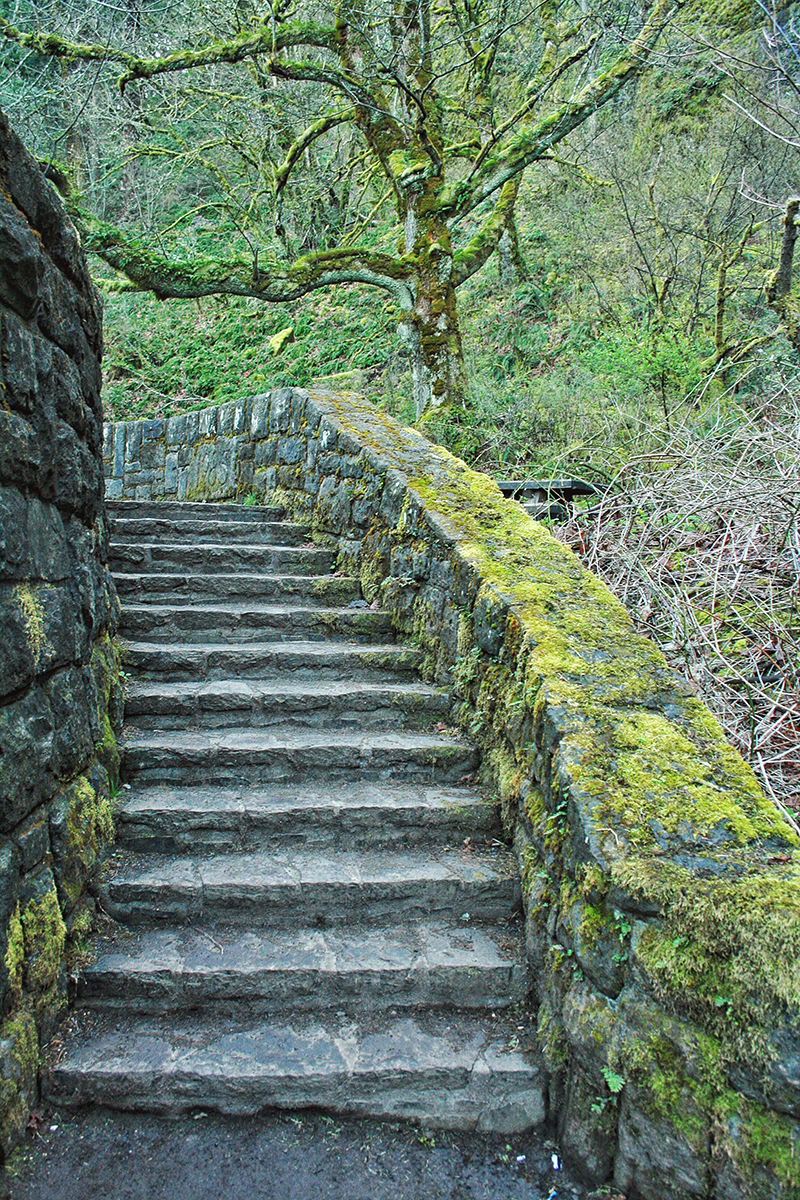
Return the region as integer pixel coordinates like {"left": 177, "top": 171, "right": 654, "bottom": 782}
{"left": 104, "top": 390, "right": 800, "bottom": 1198}
{"left": 0, "top": 109, "right": 123, "bottom": 1159}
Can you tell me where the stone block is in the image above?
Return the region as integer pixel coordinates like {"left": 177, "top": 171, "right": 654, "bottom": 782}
{"left": 233, "top": 401, "right": 247, "bottom": 435}
{"left": 125, "top": 423, "right": 142, "bottom": 463}
{"left": 0, "top": 687, "right": 56, "bottom": 834}
{"left": 13, "top": 812, "right": 49, "bottom": 875}
{"left": 0, "top": 310, "right": 37, "bottom": 413}
{"left": 269, "top": 387, "right": 293, "bottom": 433}
{"left": 52, "top": 347, "right": 85, "bottom": 435}
{"left": 164, "top": 453, "right": 179, "bottom": 493}
{"left": 199, "top": 407, "right": 217, "bottom": 438}
{"left": 139, "top": 440, "right": 166, "bottom": 470}
{"left": 277, "top": 436, "right": 305, "bottom": 465}
{"left": 614, "top": 1093, "right": 711, "bottom": 1200}
{"left": 141, "top": 418, "right": 165, "bottom": 442}
{"left": 218, "top": 403, "right": 235, "bottom": 436}
{"left": 0, "top": 410, "right": 41, "bottom": 495}
{"left": 0, "top": 488, "right": 70, "bottom": 583}
{"left": 251, "top": 393, "right": 271, "bottom": 438}
{"left": 558, "top": 1062, "right": 617, "bottom": 1184}
{"left": 45, "top": 666, "right": 96, "bottom": 782}
{"left": 473, "top": 586, "right": 508, "bottom": 659}
{"left": 0, "top": 193, "right": 44, "bottom": 320}
{"left": 166, "top": 414, "right": 187, "bottom": 446}
{"left": 185, "top": 410, "right": 200, "bottom": 444}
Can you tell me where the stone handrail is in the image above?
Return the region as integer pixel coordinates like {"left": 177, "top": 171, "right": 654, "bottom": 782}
{"left": 103, "top": 388, "right": 800, "bottom": 1199}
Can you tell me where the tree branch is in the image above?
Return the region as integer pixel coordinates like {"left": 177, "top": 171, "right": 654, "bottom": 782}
{"left": 0, "top": 15, "right": 339, "bottom": 89}
{"left": 452, "top": 177, "right": 519, "bottom": 285}
{"left": 70, "top": 208, "right": 415, "bottom": 309}
{"left": 273, "top": 109, "right": 357, "bottom": 199}
{"left": 441, "top": 0, "right": 676, "bottom": 219}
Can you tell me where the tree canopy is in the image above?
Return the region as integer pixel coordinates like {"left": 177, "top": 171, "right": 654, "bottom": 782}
{"left": 1, "top": 0, "right": 676, "bottom": 414}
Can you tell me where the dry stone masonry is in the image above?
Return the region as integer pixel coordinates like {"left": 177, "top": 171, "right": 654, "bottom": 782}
{"left": 0, "top": 109, "right": 122, "bottom": 1156}
{"left": 103, "top": 389, "right": 800, "bottom": 1200}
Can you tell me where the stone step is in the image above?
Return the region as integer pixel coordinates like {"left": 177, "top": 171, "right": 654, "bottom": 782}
{"left": 119, "top": 640, "right": 424, "bottom": 684}
{"left": 43, "top": 1011, "right": 545, "bottom": 1132}
{"left": 99, "top": 846, "right": 518, "bottom": 927}
{"left": 123, "top": 679, "right": 450, "bottom": 732}
{"left": 117, "top": 783, "right": 495, "bottom": 854}
{"left": 111, "top": 518, "right": 311, "bottom": 546}
{"left": 113, "top": 572, "right": 361, "bottom": 606}
{"left": 121, "top": 729, "right": 478, "bottom": 787}
{"left": 106, "top": 501, "right": 286, "bottom": 523}
{"left": 118, "top": 603, "right": 394, "bottom": 645}
{"left": 78, "top": 921, "right": 528, "bottom": 1015}
{"left": 110, "top": 543, "right": 335, "bottom": 575}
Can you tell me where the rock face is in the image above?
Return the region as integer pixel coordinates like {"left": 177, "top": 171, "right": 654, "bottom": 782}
{"left": 44, "top": 499, "right": 544, "bottom": 1133}
{"left": 104, "top": 391, "right": 800, "bottom": 1200}
{"left": 0, "top": 109, "right": 122, "bottom": 1157}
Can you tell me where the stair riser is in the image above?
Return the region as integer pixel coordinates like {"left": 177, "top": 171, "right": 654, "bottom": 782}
{"left": 110, "top": 545, "right": 335, "bottom": 574}
{"left": 113, "top": 575, "right": 361, "bottom": 605}
{"left": 120, "top": 647, "right": 424, "bottom": 684}
{"left": 123, "top": 691, "right": 449, "bottom": 733}
{"left": 45, "top": 1062, "right": 545, "bottom": 1133}
{"left": 118, "top": 609, "right": 394, "bottom": 645}
{"left": 111, "top": 520, "right": 309, "bottom": 546}
{"left": 117, "top": 803, "right": 497, "bottom": 854}
{"left": 122, "top": 745, "right": 479, "bottom": 788}
{"left": 101, "top": 876, "right": 519, "bottom": 928}
{"left": 78, "top": 964, "right": 528, "bottom": 1015}
{"left": 106, "top": 502, "right": 285, "bottom": 523}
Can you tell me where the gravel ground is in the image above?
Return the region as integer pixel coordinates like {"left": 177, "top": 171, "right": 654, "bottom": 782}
{"left": 1, "top": 1107, "right": 602, "bottom": 1200}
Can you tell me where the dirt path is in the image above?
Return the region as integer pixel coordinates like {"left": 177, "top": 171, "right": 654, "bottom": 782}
{"left": 3, "top": 1108, "right": 598, "bottom": 1200}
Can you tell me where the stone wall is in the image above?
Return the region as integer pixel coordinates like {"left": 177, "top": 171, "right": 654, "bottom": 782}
{"left": 105, "top": 387, "right": 800, "bottom": 1200}
{"left": 0, "top": 110, "right": 122, "bottom": 1157}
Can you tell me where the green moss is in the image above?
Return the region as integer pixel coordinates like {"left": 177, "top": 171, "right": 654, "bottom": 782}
{"left": 13, "top": 584, "right": 48, "bottom": 671}
{"left": 58, "top": 776, "right": 115, "bottom": 909}
{"left": 95, "top": 713, "right": 120, "bottom": 788}
{"left": 0, "top": 1009, "right": 38, "bottom": 1152}
{"left": 536, "top": 1001, "right": 569, "bottom": 1070}
{"left": 571, "top": 707, "right": 790, "bottom": 850}
{"left": 3, "top": 904, "right": 23, "bottom": 999}
{"left": 21, "top": 890, "right": 66, "bottom": 995}
{"left": 719, "top": 1094, "right": 800, "bottom": 1193}
{"left": 627, "top": 865, "right": 800, "bottom": 1062}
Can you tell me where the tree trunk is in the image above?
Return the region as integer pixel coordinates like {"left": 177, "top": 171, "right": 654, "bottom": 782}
{"left": 398, "top": 277, "right": 467, "bottom": 419}
{"left": 398, "top": 196, "right": 467, "bottom": 418}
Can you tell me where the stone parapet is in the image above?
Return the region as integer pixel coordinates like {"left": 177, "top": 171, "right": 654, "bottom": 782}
{"left": 105, "top": 386, "right": 800, "bottom": 1198}
{"left": 0, "top": 110, "right": 123, "bottom": 1157}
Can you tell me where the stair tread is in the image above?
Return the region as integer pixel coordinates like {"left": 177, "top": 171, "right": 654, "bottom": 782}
{"left": 121, "top": 639, "right": 417, "bottom": 655}
{"left": 114, "top": 573, "right": 359, "bottom": 583}
{"left": 123, "top": 728, "right": 469, "bottom": 751}
{"left": 83, "top": 919, "right": 524, "bottom": 981}
{"left": 106, "top": 844, "right": 515, "bottom": 887}
{"left": 126, "top": 679, "right": 447, "bottom": 700}
{"left": 122, "top": 603, "right": 383, "bottom": 615}
{"left": 44, "top": 1011, "right": 544, "bottom": 1130}
{"left": 107, "top": 501, "right": 286, "bottom": 519}
{"left": 120, "top": 781, "right": 485, "bottom": 816}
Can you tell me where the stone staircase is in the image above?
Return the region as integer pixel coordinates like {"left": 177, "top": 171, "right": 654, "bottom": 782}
{"left": 44, "top": 501, "right": 542, "bottom": 1132}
